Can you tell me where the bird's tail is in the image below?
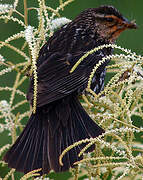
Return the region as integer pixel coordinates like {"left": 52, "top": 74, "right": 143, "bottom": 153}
{"left": 3, "top": 96, "right": 104, "bottom": 175}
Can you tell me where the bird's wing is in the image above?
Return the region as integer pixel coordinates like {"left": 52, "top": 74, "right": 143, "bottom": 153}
{"left": 27, "top": 52, "right": 90, "bottom": 107}
{"left": 27, "top": 23, "right": 110, "bottom": 107}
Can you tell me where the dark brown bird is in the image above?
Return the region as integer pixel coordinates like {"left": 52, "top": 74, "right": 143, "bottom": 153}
{"left": 3, "top": 5, "right": 137, "bottom": 175}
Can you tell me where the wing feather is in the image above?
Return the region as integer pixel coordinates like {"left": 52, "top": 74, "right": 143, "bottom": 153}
{"left": 27, "top": 53, "right": 90, "bottom": 107}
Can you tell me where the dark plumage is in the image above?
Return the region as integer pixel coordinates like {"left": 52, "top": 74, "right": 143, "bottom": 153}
{"left": 3, "top": 5, "right": 137, "bottom": 175}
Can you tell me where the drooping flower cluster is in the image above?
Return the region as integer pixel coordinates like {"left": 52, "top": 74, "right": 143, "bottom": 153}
{"left": 0, "top": 4, "right": 13, "bottom": 14}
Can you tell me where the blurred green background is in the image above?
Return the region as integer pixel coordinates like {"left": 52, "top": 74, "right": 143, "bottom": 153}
{"left": 0, "top": 0, "right": 142, "bottom": 179}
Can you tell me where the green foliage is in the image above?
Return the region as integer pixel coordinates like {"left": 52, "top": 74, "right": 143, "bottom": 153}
{"left": 0, "top": 0, "right": 143, "bottom": 180}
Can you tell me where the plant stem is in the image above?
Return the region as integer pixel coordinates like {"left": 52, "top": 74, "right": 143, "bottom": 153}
{"left": 24, "top": 0, "right": 28, "bottom": 26}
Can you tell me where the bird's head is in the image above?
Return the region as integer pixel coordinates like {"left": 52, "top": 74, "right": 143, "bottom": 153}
{"left": 74, "top": 5, "right": 137, "bottom": 43}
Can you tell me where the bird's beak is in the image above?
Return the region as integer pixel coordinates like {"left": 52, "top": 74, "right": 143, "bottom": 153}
{"left": 122, "top": 18, "right": 137, "bottom": 29}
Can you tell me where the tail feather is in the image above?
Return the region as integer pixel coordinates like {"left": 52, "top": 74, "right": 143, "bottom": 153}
{"left": 6, "top": 119, "right": 35, "bottom": 171}
{"left": 72, "top": 98, "right": 103, "bottom": 138}
{"left": 23, "top": 128, "right": 37, "bottom": 173}
{"left": 48, "top": 126, "right": 62, "bottom": 172}
{"left": 4, "top": 112, "right": 48, "bottom": 174}
{"left": 66, "top": 122, "right": 81, "bottom": 167}
{"left": 28, "top": 114, "right": 44, "bottom": 173}
{"left": 60, "top": 128, "right": 70, "bottom": 171}
{"left": 3, "top": 96, "right": 104, "bottom": 175}
{"left": 42, "top": 119, "right": 50, "bottom": 174}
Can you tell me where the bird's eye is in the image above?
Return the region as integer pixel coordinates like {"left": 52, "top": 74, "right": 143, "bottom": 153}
{"left": 106, "top": 17, "right": 114, "bottom": 22}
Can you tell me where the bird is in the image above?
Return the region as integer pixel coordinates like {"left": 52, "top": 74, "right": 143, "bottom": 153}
{"left": 3, "top": 5, "right": 137, "bottom": 175}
